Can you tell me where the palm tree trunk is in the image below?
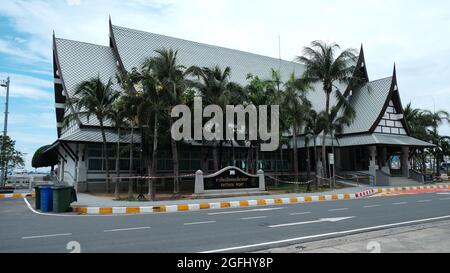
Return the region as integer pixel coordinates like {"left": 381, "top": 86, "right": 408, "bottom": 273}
{"left": 127, "top": 125, "right": 134, "bottom": 199}
{"left": 231, "top": 140, "right": 236, "bottom": 167}
{"left": 292, "top": 125, "right": 299, "bottom": 192}
{"left": 99, "top": 119, "right": 111, "bottom": 193}
{"left": 218, "top": 140, "right": 223, "bottom": 169}
{"left": 213, "top": 142, "right": 219, "bottom": 172}
{"left": 246, "top": 142, "right": 253, "bottom": 172}
{"left": 255, "top": 142, "right": 260, "bottom": 172}
{"left": 148, "top": 114, "right": 158, "bottom": 201}
{"left": 305, "top": 138, "right": 311, "bottom": 191}
{"left": 322, "top": 91, "right": 331, "bottom": 178}
{"left": 201, "top": 145, "right": 208, "bottom": 174}
{"left": 114, "top": 127, "right": 120, "bottom": 199}
{"left": 170, "top": 118, "right": 180, "bottom": 194}
{"left": 313, "top": 134, "right": 318, "bottom": 190}
{"left": 277, "top": 144, "right": 283, "bottom": 187}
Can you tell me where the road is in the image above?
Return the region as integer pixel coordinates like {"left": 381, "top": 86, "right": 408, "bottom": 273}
{"left": 1, "top": 191, "right": 450, "bottom": 253}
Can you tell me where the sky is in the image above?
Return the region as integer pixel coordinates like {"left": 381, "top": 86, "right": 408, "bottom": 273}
{"left": 0, "top": 0, "right": 449, "bottom": 171}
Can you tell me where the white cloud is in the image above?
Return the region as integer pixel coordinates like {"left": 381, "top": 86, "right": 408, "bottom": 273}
{"left": 67, "top": 0, "right": 81, "bottom": 6}
{"left": 0, "top": 72, "right": 53, "bottom": 100}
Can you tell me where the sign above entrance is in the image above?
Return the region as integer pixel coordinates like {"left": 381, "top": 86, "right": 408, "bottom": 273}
{"left": 194, "top": 166, "right": 266, "bottom": 194}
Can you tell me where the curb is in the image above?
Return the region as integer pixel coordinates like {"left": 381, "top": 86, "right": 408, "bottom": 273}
{"left": 72, "top": 189, "right": 376, "bottom": 215}
{"left": 376, "top": 184, "right": 450, "bottom": 194}
{"left": 0, "top": 192, "right": 34, "bottom": 199}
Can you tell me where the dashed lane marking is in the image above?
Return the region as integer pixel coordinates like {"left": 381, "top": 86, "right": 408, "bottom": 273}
{"left": 184, "top": 221, "right": 216, "bottom": 226}
{"left": 21, "top": 233, "right": 72, "bottom": 240}
{"left": 104, "top": 226, "right": 151, "bottom": 233}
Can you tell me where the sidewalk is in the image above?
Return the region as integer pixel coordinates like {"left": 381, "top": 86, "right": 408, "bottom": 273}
{"left": 258, "top": 220, "right": 450, "bottom": 253}
{"left": 71, "top": 186, "right": 376, "bottom": 214}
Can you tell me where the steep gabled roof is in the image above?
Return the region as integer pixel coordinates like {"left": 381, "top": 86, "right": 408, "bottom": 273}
{"left": 342, "top": 64, "right": 410, "bottom": 136}
{"left": 54, "top": 38, "right": 122, "bottom": 128}
{"left": 368, "top": 65, "right": 410, "bottom": 135}
{"left": 110, "top": 24, "right": 305, "bottom": 85}
{"left": 342, "top": 76, "right": 393, "bottom": 134}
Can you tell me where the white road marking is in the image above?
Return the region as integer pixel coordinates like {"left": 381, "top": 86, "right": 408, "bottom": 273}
{"left": 392, "top": 202, "right": 408, "bottom": 205}
{"left": 439, "top": 197, "right": 450, "bottom": 200}
{"left": 184, "top": 221, "right": 216, "bottom": 226}
{"left": 201, "top": 214, "right": 450, "bottom": 253}
{"left": 104, "top": 226, "right": 151, "bottom": 233}
{"left": 289, "top": 212, "right": 311, "bottom": 216}
{"left": 22, "top": 233, "right": 72, "bottom": 240}
{"left": 241, "top": 216, "right": 267, "bottom": 220}
{"left": 207, "top": 207, "right": 285, "bottom": 215}
{"left": 268, "top": 216, "right": 355, "bottom": 228}
{"left": 436, "top": 192, "right": 450, "bottom": 195}
{"left": 418, "top": 200, "right": 432, "bottom": 203}
{"left": 328, "top": 208, "right": 349, "bottom": 212}
{"left": 363, "top": 205, "right": 380, "bottom": 208}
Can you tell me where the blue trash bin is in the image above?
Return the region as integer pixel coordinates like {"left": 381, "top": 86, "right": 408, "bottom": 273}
{"left": 40, "top": 186, "right": 53, "bottom": 212}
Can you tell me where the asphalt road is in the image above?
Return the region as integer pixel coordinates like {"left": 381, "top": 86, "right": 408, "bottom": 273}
{"left": 1, "top": 192, "right": 450, "bottom": 253}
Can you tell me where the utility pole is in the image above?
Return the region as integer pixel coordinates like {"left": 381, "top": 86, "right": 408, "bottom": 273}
{"left": 0, "top": 77, "right": 10, "bottom": 188}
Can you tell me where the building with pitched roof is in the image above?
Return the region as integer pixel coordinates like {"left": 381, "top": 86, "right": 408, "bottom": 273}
{"left": 44, "top": 18, "right": 434, "bottom": 192}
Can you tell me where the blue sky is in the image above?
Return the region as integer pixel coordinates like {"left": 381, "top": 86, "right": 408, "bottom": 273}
{"left": 0, "top": 0, "right": 449, "bottom": 171}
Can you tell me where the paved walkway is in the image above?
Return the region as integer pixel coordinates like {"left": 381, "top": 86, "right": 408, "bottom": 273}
{"left": 73, "top": 186, "right": 371, "bottom": 207}
{"left": 258, "top": 220, "right": 450, "bottom": 253}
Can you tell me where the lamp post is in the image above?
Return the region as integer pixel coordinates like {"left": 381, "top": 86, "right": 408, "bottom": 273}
{"left": 0, "top": 77, "right": 10, "bottom": 189}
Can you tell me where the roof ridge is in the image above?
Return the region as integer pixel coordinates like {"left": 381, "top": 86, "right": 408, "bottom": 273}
{"left": 55, "top": 37, "right": 110, "bottom": 49}
{"left": 369, "top": 76, "right": 393, "bottom": 84}
{"left": 111, "top": 24, "right": 303, "bottom": 67}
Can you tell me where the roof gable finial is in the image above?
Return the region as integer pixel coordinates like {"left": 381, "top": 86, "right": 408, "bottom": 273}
{"left": 392, "top": 63, "right": 398, "bottom": 91}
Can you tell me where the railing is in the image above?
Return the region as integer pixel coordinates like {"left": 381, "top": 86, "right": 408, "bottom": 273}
{"left": 409, "top": 169, "right": 425, "bottom": 183}
{"left": 336, "top": 172, "right": 375, "bottom": 186}
{"left": 376, "top": 170, "right": 391, "bottom": 186}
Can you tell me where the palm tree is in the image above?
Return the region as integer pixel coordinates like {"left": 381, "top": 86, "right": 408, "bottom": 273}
{"left": 187, "top": 65, "right": 240, "bottom": 172}
{"left": 304, "top": 109, "right": 326, "bottom": 190}
{"left": 282, "top": 73, "right": 312, "bottom": 191}
{"left": 326, "top": 91, "right": 356, "bottom": 187}
{"left": 423, "top": 110, "right": 449, "bottom": 174}
{"left": 244, "top": 73, "right": 279, "bottom": 172}
{"left": 116, "top": 71, "right": 139, "bottom": 199}
{"left": 68, "top": 76, "right": 119, "bottom": 193}
{"left": 297, "top": 41, "right": 357, "bottom": 177}
{"left": 144, "top": 48, "right": 189, "bottom": 195}
{"left": 130, "top": 64, "right": 167, "bottom": 201}
{"left": 265, "top": 69, "right": 289, "bottom": 183}
{"left": 109, "top": 101, "right": 127, "bottom": 199}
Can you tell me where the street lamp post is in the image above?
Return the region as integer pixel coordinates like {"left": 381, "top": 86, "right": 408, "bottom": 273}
{"left": 0, "top": 77, "right": 10, "bottom": 189}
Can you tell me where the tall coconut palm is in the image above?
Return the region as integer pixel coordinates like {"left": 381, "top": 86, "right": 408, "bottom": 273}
{"left": 109, "top": 101, "right": 127, "bottom": 199}
{"left": 423, "top": 110, "right": 450, "bottom": 174}
{"left": 68, "top": 76, "right": 119, "bottom": 193}
{"left": 266, "top": 69, "right": 289, "bottom": 182}
{"left": 297, "top": 41, "right": 357, "bottom": 177}
{"left": 326, "top": 91, "right": 356, "bottom": 187}
{"left": 244, "top": 73, "right": 279, "bottom": 172}
{"left": 116, "top": 71, "right": 139, "bottom": 199}
{"left": 283, "top": 73, "right": 312, "bottom": 191}
{"left": 130, "top": 64, "right": 168, "bottom": 200}
{"left": 304, "top": 109, "right": 326, "bottom": 190}
{"left": 187, "top": 65, "right": 240, "bottom": 172}
{"left": 144, "top": 48, "right": 189, "bottom": 194}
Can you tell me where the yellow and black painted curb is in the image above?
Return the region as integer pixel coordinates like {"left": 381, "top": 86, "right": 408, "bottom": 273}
{"left": 72, "top": 189, "right": 376, "bottom": 215}
{"left": 0, "top": 192, "right": 34, "bottom": 199}
{"left": 376, "top": 184, "right": 450, "bottom": 194}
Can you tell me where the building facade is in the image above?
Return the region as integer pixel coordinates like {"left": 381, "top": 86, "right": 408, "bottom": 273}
{"left": 44, "top": 18, "right": 434, "bottom": 192}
